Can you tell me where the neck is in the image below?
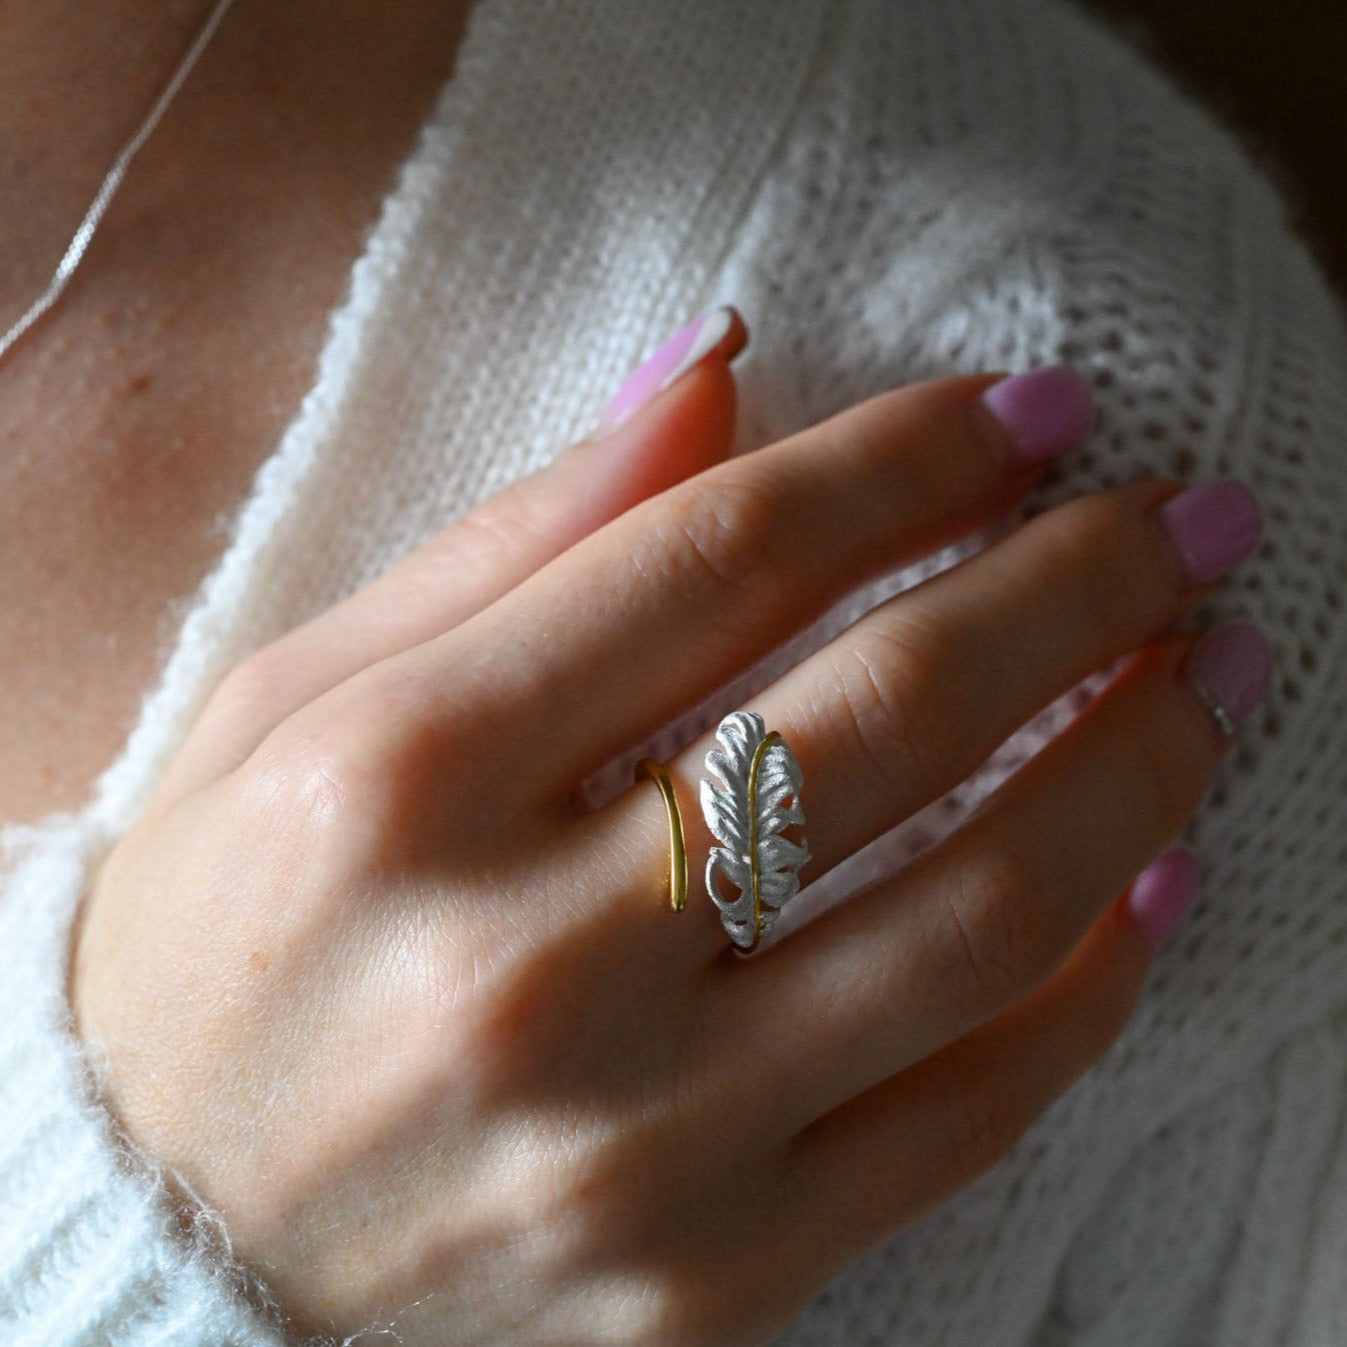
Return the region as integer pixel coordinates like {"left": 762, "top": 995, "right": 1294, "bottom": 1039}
{"left": 0, "top": 1, "right": 476, "bottom": 324}
{"left": 0, "top": 4, "right": 214, "bottom": 285}
{"left": 0, "top": 0, "right": 476, "bottom": 823}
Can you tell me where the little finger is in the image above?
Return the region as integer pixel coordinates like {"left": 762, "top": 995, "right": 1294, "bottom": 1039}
{"left": 781, "top": 850, "right": 1198, "bottom": 1267}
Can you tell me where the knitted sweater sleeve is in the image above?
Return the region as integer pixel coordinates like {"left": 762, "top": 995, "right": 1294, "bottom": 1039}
{"left": 0, "top": 824, "right": 286, "bottom": 1346}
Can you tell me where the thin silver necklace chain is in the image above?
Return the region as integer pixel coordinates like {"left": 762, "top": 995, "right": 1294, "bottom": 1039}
{"left": 0, "top": 0, "right": 236, "bottom": 365}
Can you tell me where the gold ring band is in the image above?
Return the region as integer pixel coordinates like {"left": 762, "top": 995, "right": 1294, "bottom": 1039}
{"left": 635, "top": 758, "right": 688, "bottom": 913}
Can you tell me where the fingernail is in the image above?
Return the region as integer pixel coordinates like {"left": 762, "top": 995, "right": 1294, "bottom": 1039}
{"left": 600, "top": 307, "right": 748, "bottom": 429}
{"left": 978, "top": 366, "right": 1097, "bottom": 468}
{"left": 1158, "top": 481, "right": 1263, "bottom": 586}
{"left": 1186, "top": 622, "right": 1274, "bottom": 736}
{"left": 1128, "top": 847, "right": 1201, "bottom": 948}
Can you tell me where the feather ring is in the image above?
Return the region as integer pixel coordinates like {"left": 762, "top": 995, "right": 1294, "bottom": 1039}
{"left": 700, "top": 711, "right": 810, "bottom": 950}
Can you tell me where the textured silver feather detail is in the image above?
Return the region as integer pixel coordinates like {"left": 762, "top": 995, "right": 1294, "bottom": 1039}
{"left": 700, "top": 711, "right": 810, "bottom": 950}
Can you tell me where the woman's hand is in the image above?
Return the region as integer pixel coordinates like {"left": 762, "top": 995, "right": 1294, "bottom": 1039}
{"left": 71, "top": 317, "right": 1268, "bottom": 1347}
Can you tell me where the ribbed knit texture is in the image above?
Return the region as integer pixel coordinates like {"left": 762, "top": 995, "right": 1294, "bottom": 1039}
{"left": 2, "top": 1, "right": 1345, "bottom": 1342}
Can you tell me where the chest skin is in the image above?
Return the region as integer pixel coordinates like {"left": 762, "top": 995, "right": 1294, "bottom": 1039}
{"left": 0, "top": 0, "right": 470, "bottom": 823}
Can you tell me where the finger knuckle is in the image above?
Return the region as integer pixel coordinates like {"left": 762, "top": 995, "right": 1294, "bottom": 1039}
{"left": 209, "top": 645, "right": 294, "bottom": 724}
{"left": 250, "top": 730, "right": 380, "bottom": 843}
{"left": 1121, "top": 704, "right": 1212, "bottom": 837}
{"left": 942, "top": 1079, "right": 1020, "bottom": 1184}
{"left": 454, "top": 487, "right": 544, "bottom": 576}
{"left": 835, "top": 620, "right": 961, "bottom": 794}
{"left": 941, "top": 850, "right": 1049, "bottom": 1011}
{"left": 654, "top": 471, "right": 795, "bottom": 631}
{"left": 246, "top": 701, "right": 420, "bottom": 870}
{"left": 1037, "top": 492, "right": 1179, "bottom": 653}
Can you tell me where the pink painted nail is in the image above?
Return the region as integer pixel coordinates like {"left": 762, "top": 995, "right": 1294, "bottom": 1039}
{"left": 1158, "top": 482, "right": 1263, "bottom": 586}
{"left": 1128, "top": 847, "right": 1201, "bottom": 948}
{"left": 978, "top": 366, "right": 1097, "bottom": 467}
{"left": 600, "top": 307, "right": 748, "bottom": 429}
{"left": 1186, "top": 622, "right": 1274, "bottom": 736}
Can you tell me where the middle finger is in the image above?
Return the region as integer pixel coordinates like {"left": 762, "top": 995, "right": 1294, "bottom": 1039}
{"left": 736, "top": 474, "right": 1262, "bottom": 880}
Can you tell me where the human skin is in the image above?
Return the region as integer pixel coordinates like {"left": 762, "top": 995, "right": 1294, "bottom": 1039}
{"left": 71, "top": 330, "right": 1267, "bottom": 1341}
{"left": 5, "top": 4, "right": 1271, "bottom": 1343}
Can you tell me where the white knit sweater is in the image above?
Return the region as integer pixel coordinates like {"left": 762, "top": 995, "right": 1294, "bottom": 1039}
{"left": 3, "top": 2, "right": 1345, "bottom": 1343}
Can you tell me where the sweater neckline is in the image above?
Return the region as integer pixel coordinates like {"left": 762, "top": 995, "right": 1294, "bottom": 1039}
{"left": 82, "top": 0, "right": 827, "bottom": 837}
{"left": 80, "top": 0, "right": 518, "bottom": 838}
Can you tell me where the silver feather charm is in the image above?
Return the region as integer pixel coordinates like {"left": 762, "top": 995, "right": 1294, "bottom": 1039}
{"left": 700, "top": 711, "right": 810, "bottom": 950}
